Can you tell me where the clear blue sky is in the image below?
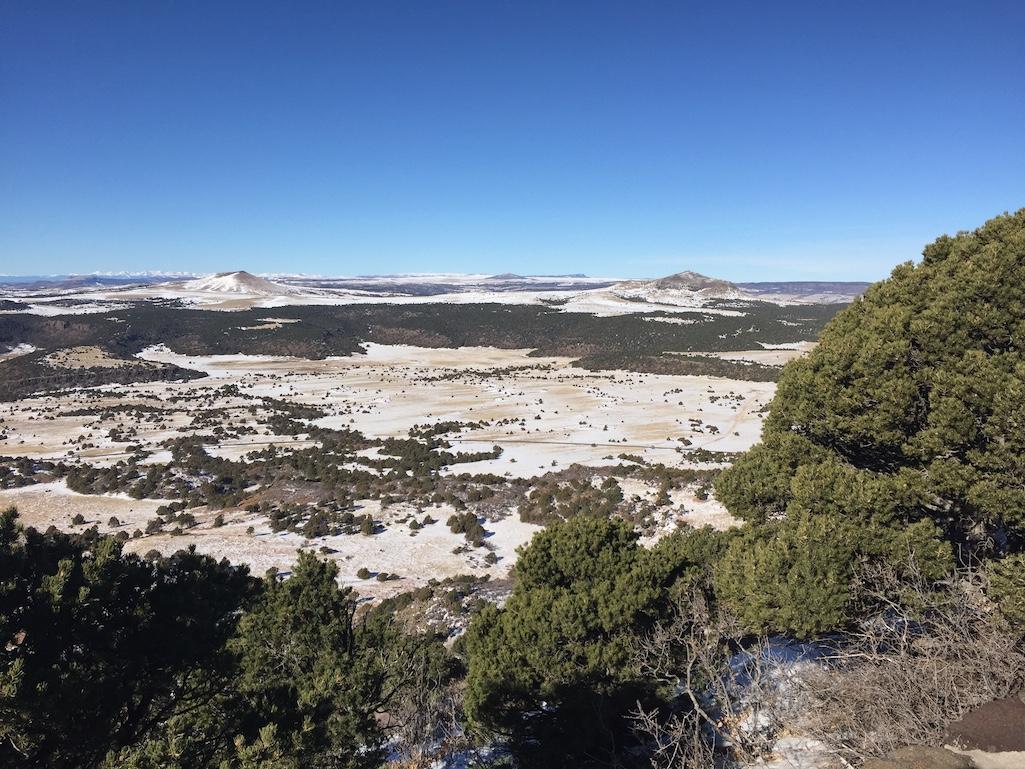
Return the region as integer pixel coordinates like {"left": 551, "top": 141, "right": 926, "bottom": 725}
{"left": 2, "top": 1, "right": 1022, "bottom": 280}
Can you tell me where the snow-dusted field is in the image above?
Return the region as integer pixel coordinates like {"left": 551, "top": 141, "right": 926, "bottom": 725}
{"left": 677, "top": 341, "right": 817, "bottom": 366}
{"left": 0, "top": 343, "right": 790, "bottom": 597}
{"left": 135, "top": 343, "right": 775, "bottom": 465}
{"left": 0, "top": 481, "right": 541, "bottom": 598}
{"left": 13, "top": 284, "right": 751, "bottom": 315}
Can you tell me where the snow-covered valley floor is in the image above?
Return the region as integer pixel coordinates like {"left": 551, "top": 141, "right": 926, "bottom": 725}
{"left": 0, "top": 344, "right": 785, "bottom": 598}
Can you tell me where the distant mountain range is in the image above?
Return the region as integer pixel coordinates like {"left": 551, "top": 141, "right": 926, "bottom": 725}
{"left": 737, "top": 281, "right": 871, "bottom": 304}
{"left": 280, "top": 273, "right": 617, "bottom": 296}
{"left": 594, "top": 272, "right": 870, "bottom": 305}
{"left": 0, "top": 274, "right": 179, "bottom": 291}
{"left": 0, "top": 270, "right": 871, "bottom": 309}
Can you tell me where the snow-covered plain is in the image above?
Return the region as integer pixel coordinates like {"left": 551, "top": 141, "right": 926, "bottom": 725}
{"left": 0, "top": 343, "right": 787, "bottom": 597}
{"left": 136, "top": 343, "right": 775, "bottom": 461}
{"left": 0, "top": 481, "right": 542, "bottom": 597}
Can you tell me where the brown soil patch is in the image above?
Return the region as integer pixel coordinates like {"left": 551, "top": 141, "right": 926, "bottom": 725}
{"left": 946, "top": 696, "right": 1025, "bottom": 752}
{"left": 42, "top": 346, "right": 147, "bottom": 370}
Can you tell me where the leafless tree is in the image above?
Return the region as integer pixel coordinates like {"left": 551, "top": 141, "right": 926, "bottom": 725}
{"left": 795, "top": 563, "right": 1025, "bottom": 764}
{"left": 386, "top": 647, "right": 468, "bottom": 769}
{"left": 629, "top": 589, "right": 796, "bottom": 769}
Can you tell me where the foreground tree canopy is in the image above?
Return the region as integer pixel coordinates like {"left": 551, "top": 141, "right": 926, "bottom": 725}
{"left": 464, "top": 516, "right": 712, "bottom": 768}
{"left": 717, "top": 209, "right": 1025, "bottom": 554}
{"left": 0, "top": 510, "right": 433, "bottom": 769}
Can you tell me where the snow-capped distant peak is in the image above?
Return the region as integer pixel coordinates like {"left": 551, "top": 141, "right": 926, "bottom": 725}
{"left": 179, "top": 271, "right": 299, "bottom": 295}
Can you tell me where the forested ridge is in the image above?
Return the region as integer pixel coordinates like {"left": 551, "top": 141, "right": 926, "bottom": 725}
{"left": 3, "top": 210, "right": 1025, "bottom": 768}
{"left": 0, "top": 300, "right": 838, "bottom": 400}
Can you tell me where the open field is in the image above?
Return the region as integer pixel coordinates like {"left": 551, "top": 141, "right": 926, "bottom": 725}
{"left": 0, "top": 342, "right": 781, "bottom": 597}
{"left": 0, "top": 344, "right": 775, "bottom": 468}
{"left": 0, "top": 481, "right": 542, "bottom": 597}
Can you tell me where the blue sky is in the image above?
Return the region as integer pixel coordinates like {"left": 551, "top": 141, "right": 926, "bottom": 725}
{"left": 2, "top": 1, "right": 1022, "bottom": 280}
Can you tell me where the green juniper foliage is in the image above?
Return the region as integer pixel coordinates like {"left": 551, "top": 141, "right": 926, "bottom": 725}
{"left": 0, "top": 508, "right": 257, "bottom": 769}
{"left": 714, "top": 210, "right": 1025, "bottom": 633}
{"left": 0, "top": 509, "right": 431, "bottom": 769}
{"left": 718, "top": 210, "right": 1025, "bottom": 541}
{"left": 464, "top": 516, "right": 702, "bottom": 768}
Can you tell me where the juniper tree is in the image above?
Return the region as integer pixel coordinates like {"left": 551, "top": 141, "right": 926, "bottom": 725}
{"left": 717, "top": 209, "right": 1025, "bottom": 551}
